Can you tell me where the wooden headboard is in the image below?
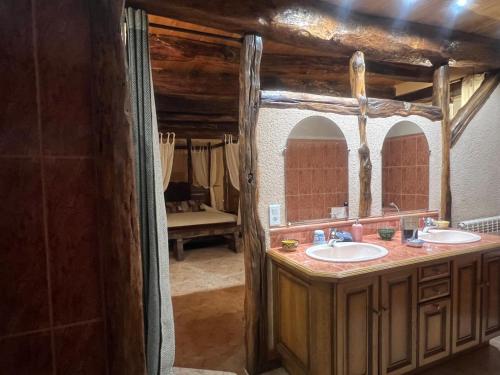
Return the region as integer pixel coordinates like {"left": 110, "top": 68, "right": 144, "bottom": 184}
{"left": 165, "top": 182, "right": 210, "bottom": 205}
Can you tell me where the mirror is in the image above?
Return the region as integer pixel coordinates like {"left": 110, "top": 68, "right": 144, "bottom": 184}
{"left": 285, "top": 116, "right": 348, "bottom": 223}
{"left": 382, "top": 121, "right": 429, "bottom": 214}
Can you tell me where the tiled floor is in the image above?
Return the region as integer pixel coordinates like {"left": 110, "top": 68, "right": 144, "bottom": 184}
{"left": 169, "top": 245, "right": 244, "bottom": 296}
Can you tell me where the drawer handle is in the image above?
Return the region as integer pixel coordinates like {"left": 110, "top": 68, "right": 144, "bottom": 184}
{"left": 432, "top": 287, "right": 442, "bottom": 293}
{"left": 372, "top": 308, "right": 382, "bottom": 316}
{"left": 431, "top": 303, "right": 441, "bottom": 312}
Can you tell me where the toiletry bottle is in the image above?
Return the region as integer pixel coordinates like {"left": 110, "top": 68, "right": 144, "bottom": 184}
{"left": 352, "top": 219, "right": 363, "bottom": 242}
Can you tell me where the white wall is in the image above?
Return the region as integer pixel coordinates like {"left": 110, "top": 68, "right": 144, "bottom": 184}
{"left": 256, "top": 108, "right": 441, "bottom": 245}
{"left": 451, "top": 85, "right": 500, "bottom": 225}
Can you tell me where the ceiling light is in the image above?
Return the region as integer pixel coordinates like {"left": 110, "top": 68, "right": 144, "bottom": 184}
{"left": 456, "top": 0, "right": 467, "bottom": 7}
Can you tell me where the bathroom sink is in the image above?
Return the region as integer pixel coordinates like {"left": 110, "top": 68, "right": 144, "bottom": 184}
{"left": 418, "top": 229, "right": 481, "bottom": 244}
{"left": 305, "top": 242, "right": 389, "bottom": 263}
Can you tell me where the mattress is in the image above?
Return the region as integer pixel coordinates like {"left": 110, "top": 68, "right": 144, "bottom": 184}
{"left": 167, "top": 209, "right": 237, "bottom": 228}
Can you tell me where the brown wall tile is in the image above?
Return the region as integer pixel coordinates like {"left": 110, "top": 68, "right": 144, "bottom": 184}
{"left": 54, "top": 322, "right": 106, "bottom": 375}
{"left": 0, "top": 0, "right": 39, "bottom": 156}
{"left": 36, "top": 0, "right": 93, "bottom": 156}
{"left": 0, "top": 159, "right": 49, "bottom": 336}
{"left": 44, "top": 158, "right": 101, "bottom": 325}
{"left": 0, "top": 332, "right": 53, "bottom": 375}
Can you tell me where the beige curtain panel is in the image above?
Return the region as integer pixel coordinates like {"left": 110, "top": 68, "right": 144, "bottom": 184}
{"left": 224, "top": 134, "right": 240, "bottom": 191}
{"left": 191, "top": 146, "right": 218, "bottom": 208}
{"left": 159, "top": 132, "right": 175, "bottom": 191}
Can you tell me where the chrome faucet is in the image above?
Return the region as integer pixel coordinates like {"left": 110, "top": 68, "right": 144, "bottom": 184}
{"left": 422, "top": 217, "right": 438, "bottom": 233}
{"left": 328, "top": 228, "right": 344, "bottom": 247}
{"left": 389, "top": 202, "right": 401, "bottom": 214}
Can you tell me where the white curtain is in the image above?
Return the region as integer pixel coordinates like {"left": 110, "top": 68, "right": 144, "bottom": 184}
{"left": 191, "top": 146, "right": 217, "bottom": 208}
{"left": 211, "top": 147, "right": 224, "bottom": 210}
{"left": 224, "top": 134, "right": 240, "bottom": 191}
{"left": 159, "top": 132, "right": 175, "bottom": 191}
{"left": 461, "top": 74, "right": 485, "bottom": 107}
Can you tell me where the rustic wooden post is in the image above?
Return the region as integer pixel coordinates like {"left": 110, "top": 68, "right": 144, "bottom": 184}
{"left": 350, "top": 51, "right": 372, "bottom": 218}
{"left": 451, "top": 72, "right": 500, "bottom": 147}
{"left": 239, "top": 34, "right": 267, "bottom": 374}
{"left": 433, "top": 64, "right": 452, "bottom": 221}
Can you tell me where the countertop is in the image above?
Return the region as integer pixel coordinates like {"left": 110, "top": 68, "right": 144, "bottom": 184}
{"left": 267, "top": 232, "right": 500, "bottom": 281}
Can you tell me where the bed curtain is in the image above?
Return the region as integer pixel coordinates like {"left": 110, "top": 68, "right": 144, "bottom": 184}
{"left": 126, "top": 8, "right": 175, "bottom": 375}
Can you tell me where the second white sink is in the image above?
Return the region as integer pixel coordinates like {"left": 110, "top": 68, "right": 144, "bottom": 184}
{"left": 419, "top": 229, "right": 481, "bottom": 244}
{"left": 306, "top": 242, "right": 388, "bottom": 263}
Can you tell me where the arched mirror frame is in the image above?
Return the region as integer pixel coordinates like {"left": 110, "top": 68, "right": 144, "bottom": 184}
{"left": 381, "top": 121, "right": 430, "bottom": 214}
{"left": 285, "top": 116, "right": 349, "bottom": 223}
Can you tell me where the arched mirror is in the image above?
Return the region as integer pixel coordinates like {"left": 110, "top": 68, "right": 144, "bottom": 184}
{"left": 382, "top": 121, "right": 429, "bottom": 214}
{"left": 285, "top": 116, "right": 348, "bottom": 223}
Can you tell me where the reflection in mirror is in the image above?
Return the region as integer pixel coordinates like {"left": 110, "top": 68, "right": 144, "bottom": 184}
{"left": 382, "top": 121, "right": 429, "bottom": 214}
{"left": 285, "top": 116, "right": 348, "bottom": 223}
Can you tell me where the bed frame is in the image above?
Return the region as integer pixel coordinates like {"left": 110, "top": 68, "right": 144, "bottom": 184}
{"left": 165, "top": 182, "right": 241, "bottom": 261}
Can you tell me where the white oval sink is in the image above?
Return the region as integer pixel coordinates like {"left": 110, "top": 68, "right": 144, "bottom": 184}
{"left": 306, "top": 242, "right": 388, "bottom": 263}
{"left": 418, "top": 229, "right": 481, "bottom": 244}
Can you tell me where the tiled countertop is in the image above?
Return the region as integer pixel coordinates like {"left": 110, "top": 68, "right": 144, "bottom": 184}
{"left": 268, "top": 232, "right": 500, "bottom": 281}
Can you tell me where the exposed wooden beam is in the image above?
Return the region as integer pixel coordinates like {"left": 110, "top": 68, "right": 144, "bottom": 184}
{"left": 451, "top": 73, "right": 500, "bottom": 147}
{"left": 350, "top": 51, "right": 372, "bottom": 218}
{"left": 433, "top": 64, "right": 452, "bottom": 221}
{"left": 260, "top": 91, "right": 443, "bottom": 121}
{"left": 239, "top": 34, "right": 267, "bottom": 374}
{"left": 395, "top": 81, "right": 462, "bottom": 102}
{"left": 129, "top": 0, "right": 500, "bottom": 70}
{"left": 155, "top": 93, "right": 238, "bottom": 115}
{"left": 157, "top": 112, "right": 238, "bottom": 123}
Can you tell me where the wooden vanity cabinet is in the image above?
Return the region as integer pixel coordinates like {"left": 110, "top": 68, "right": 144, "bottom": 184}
{"left": 336, "top": 276, "right": 379, "bottom": 375}
{"left": 272, "top": 248, "right": 500, "bottom": 375}
{"left": 452, "top": 254, "right": 481, "bottom": 353}
{"left": 481, "top": 250, "right": 500, "bottom": 341}
{"left": 380, "top": 270, "right": 417, "bottom": 375}
{"left": 418, "top": 298, "right": 451, "bottom": 366}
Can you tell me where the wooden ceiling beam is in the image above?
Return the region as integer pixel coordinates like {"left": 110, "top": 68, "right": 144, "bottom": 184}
{"left": 395, "top": 81, "right": 462, "bottom": 102}
{"left": 129, "top": 0, "right": 500, "bottom": 70}
{"left": 155, "top": 93, "right": 238, "bottom": 115}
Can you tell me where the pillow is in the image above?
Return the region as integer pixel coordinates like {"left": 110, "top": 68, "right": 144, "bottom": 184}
{"left": 180, "top": 201, "right": 190, "bottom": 212}
{"left": 165, "top": 202, "right": 178, "bottom": 214}
{"left": 188, "top": 200, "right": 203, "bottom": 212}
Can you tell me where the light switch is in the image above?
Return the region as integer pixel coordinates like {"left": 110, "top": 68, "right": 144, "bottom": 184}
{"left": 269, "top": 204, "right": 281, "bottom": 226}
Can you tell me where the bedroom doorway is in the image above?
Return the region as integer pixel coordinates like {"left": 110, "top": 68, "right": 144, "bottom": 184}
{"left": 149, "top": 15, "right": 247, "bottom": 372}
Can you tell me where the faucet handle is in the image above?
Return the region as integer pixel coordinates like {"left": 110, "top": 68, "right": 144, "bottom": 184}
{"left": 424, "top": 217, "right": 435, "bottom": 226}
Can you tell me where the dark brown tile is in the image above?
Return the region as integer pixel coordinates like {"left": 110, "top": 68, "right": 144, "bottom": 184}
{"left": 285, "top": 169, "right": 299, "bottom": 196}
{"left": 36, "top": 0, "right": 93, "bottom": 156}
{"left": 298, "top": 169, "right": 312, "bottom": 195}
{"left": 0, "top": 0, "right": 39, "bottom": 156}
{"left": 416, "top": 134, "right": 429, "bottom": 166}
{"left": 44, "top": 158, "right": 101, "bottom": 325}
{"left": 391, "top": 138, "right": 402, "bottom": 166}
{"left": 311, "top": 168, "right": 325, "bottom": 195}
{"left": 402, "top": 136, "right": 417, "bottom": 166}
{"left": 0, "top": 158, "right": 50, "bottom": 336}
{"left": 402, "top": 167, "right": 417, "bottom": 194}
{"left": 0, "top": 332, "right": 52, "bottom": 375}
{"left": 416, "top": 166, "right": 428, "bottom": 195}
{"left": 54, "top": 321, "right": 106, "bottom": 375}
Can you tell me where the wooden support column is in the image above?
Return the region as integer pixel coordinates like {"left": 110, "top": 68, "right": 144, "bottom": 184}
{"left": 451, "top": 73, "right": 500, "bottom": 147}
{"left": 433, "top": 64, "right": 452, "bottom": 221}
{"left": 350, "top": 51, "right": 372, "bottom": 218}
{"left": 239, "top": 34, "right": 267, "bottom": 374}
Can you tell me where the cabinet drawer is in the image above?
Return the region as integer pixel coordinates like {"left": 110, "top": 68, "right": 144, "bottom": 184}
{"left": 419, "top": 262, "right": 450, "bottom": 282}
{"left": 419, "top": 279, "right": 450, "bottom": 303}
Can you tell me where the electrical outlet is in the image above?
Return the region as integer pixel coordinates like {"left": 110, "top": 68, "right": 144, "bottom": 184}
{"left": 269, "top": 204, "right": 281, "bottom": 226}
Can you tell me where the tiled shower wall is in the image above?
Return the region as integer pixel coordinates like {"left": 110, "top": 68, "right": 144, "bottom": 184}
{"left": 382, "top": 133, "right": 429, "bottom": 211}
{"left": 0, "top": 0, "right": 106, "bottom": 373}
{"left": 285, "top": 139, "right": 348, "bottom": 222}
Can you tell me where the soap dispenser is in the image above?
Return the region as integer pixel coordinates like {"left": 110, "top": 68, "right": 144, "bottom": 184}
{"left": 352, "top": 219, "right": 363, "bottom": 242}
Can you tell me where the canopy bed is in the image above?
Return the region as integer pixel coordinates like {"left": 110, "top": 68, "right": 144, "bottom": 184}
{"left": 161, "top": 135, "right": 241, "bottom": 261}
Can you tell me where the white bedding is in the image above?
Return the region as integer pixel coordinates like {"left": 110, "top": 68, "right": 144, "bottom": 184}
{"left": 167, "top": 205, "right": 237, "bottom": 228}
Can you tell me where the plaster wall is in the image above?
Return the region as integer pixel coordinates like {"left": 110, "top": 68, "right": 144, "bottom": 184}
{"left": 451, "top": 85, "right": 500, "bottom": 225}
{"left": 256, "top": 108, "right": 442, "bottom": 246}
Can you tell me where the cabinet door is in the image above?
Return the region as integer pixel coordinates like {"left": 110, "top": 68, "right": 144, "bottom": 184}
{"left": 452, "top": 255, "right": 481, "bottom": 353}
{"left": 380, "top": 269, "right": 417, "bottom": 375}
{"left": 418, "top": 299, "right": 451, "bottom": 367}
{"left": 336, "top": 276, "right": 379, "bottom": 375}
{"left": 482, "top": 250, "right": 500, "bottom": 341}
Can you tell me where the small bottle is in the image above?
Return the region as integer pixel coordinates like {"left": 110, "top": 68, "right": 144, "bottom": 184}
{"left": 352, "top": 219, "right": 363, "bottom": 242}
